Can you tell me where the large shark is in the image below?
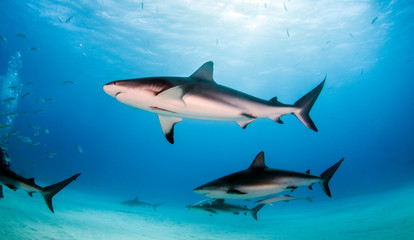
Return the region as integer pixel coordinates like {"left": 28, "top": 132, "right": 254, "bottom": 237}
{"left": 103, "top": 61, "right": 325, "bottom": 144}
{"left": 186, "top": 198, "right": 265, "bottom": 221}
{"left": 121, "top": 196, "right": 163, "bottom": 211}
{"left": 0, "top": 147, "right": 80, "bottom": 213}
{"left": 194, "top": 151, "right": 343, "bottom": 200}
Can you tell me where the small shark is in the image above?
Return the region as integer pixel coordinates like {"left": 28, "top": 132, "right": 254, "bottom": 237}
{"left": 186, "top": 198, "right": 265, "bottom": 221}
{"left": 103, "top": 61, "right": 325, "bottom": 144}
{"left": 256, "top": 195, "right": 314, "bottom": 205}
{"left": 194, "top": 151, "right": 343, "bottom": 200}
{"left": 121, "top": 196, "right": 163, "bottom": 211}
{"left": 0, "top": 147, "right": 80, "bottom": 213}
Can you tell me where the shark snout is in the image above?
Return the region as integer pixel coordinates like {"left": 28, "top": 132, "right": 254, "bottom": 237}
{"left": 103, "top": 81, "right": 121, "bottom": 98}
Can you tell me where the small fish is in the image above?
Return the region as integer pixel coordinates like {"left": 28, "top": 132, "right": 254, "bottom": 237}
{"left": 79, "top": 43, "right": 83, "bottom": 48}
{"left": 3, "top": 97, "right": 16, "bottom": 103}
{"left": 65, "top": 15, "right": 73, "bottom": 23}
{"left": 21, "top": 92, "right": 31, "bottom": 99}
{"left": 27, "top": 47, "right": 38, "bottom": 51}
{"left": 286, "top": 28, "right": 290, "bottom": 37}
{"left": 81, "top": 52, "right": 87, "bottom": 57}
{"left": 36, "top": 98, "right": 46, "bottom": 103}
{"left": 30, "top": 142, "right": 40, "bottom": 147}
{"left": 18, "top": 135, "right": 32, "bottom": 143}
{"left": 8, "top": 86, "right": 19, "bottom": 90}
{"left": 348, "top": 33, "right": 354, "bottom": 38}
{"left": 371, "top": 17, "right": 378, "bottom": 24}
{"left": 20, "top": 111, "right": 27, "bottom": 114}
{"left": 5, "top": 112, "right": 17, "bottom": 117}
{"left": 45, "top": 98, "right": 53, "bottom": 102}
{"left": 17, "top": 33, "right": 26, "bottom": 38}
{"left": 28, "top": 124, "right": 41, "bottom": 129}
{"left": 0, "top": 34, "right": 7, "bottom": 43}
{"left": 284, "top": 2, "right": 288, "bottom": 11}
{"left": 46, "top": 150, "right": 57, "bottom": 158}
{"left": 7, "top": 131, "right": 18, "bottom": 137}
{"left": 63, "top": 81, "right": 76, "bottom": 85}
{"left": 33, "top": 109, "right": 44, "bottom": 114}
{"left": 42, "top": 129, "right": 50, "bottom": 134}
{"left": 0, "top": 124, "right": 11, "bottom": 129}
{"left": 76, "top": 144, "right": 83, "bottom": 154}
{"left": 24, "top": 82, "right": 34, "bottom": 86}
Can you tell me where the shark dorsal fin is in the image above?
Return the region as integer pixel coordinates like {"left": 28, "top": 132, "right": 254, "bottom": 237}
{"left": 28, "top": 178, "right": 35, "bottom": 184}
{"left": 306, "top": 170, "right": 310, "bottom": 174}
{"left": 249, "top": 151, "right": 268, "bottom": 169}
{"left": 190, "top": 61, "right": 215, "bottom": 82}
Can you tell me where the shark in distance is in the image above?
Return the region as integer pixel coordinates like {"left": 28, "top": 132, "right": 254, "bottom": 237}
{"left": 103, "top": 61, "right": 326, "bottom": 143}
{"left": 186, "top": 198, "right": 265, "bottom": 221}
{"left": 194, "top": 151, "right": 343, "bottom": 200}
{"left": 121, "top": 196, "right": 163, "bottom": 211}
{"left": 0, "top": 147, "right": 80, "bottom": 213}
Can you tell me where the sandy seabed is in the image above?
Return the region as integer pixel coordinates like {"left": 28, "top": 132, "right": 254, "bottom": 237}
{"left": 0, "top": 185, "right": 413, "bottom": 240}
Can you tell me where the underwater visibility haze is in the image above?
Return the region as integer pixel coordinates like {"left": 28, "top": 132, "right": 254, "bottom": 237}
{"left": 0, "top": 0, "right": 414, "bottom": 239}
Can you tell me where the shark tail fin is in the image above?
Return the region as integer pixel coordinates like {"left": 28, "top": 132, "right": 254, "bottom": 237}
{"left": 41, "top": 173, "right": 80, "bottom": 213}
{"left": 319, "top": 158, "right": 344, "bottom": 197}
{"left": 250, "top": 204, "right": 265, "bottom": 221}
{"left": 292, "top": 77, "right": 326, "bottom": 132}
{"left": 152, "top": 202, "right": 164, "bottom": 211}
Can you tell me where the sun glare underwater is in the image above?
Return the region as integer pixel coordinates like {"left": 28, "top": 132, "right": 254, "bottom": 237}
{"left": 0, "top": 0, "right": 414, "bottom": 239}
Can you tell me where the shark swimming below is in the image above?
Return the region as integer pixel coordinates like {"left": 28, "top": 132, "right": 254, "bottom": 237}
{"left": 194, "top": 151, "right": 343, "bottom": 200}
{"left": 121, "top": 196, "right": 163, "bottom": 211}
{"left": 0, "top": 147, "right": 80, "bottom": 213}
{"left": 103, "top": 61, "right": 325, "bottom": 144}
{"left": 186, "top": 198, "right": 265, "bottom": 221}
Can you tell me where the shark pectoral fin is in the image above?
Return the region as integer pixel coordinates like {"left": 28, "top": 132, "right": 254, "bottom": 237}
{"left": 28, "top": 192, "right": 33, "bottom": 197}
{"left": 206, "top": 209, "right": 216, "bottom": 214}
{"left": 157, "top": 85, "right": 186, "bottom": 108}
{"left": 158, "top": 115, "right": 182, "bottom": 144}
{"left": 190, "top": 61, "right": 215, "bottom": 82}
{"left": 0, "top": 185, "right": 3, "bottom": 198}
{"left": 236, "top": 119, "right": 255, "bottom": 129}
{"left": 227, "top": 188, "right": 247, "bottom": 195}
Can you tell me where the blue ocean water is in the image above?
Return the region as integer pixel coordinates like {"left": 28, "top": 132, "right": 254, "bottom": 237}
{"left": 0, "top": 0, "right": 413, "bottom": 239}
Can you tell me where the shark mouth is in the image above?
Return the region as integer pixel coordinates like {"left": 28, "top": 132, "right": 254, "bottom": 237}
{"left": 115, "top": 92, "right": 122, "bottom": 97}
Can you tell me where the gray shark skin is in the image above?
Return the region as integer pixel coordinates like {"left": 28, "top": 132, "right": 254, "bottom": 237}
{"left": 103, "top": 61, "right": 326, "bottom": 144}
{"left": 256, "top": 194, "right": 314, "bottom": 205}
{"left": 194, "top": 151, "right": 343, "bottom": 200}
{"left": 121, "top": 196, "right": 163, "bottom": 211}
{"left": 186, "top": 198, "right": 265, "bottom": 221}
{"left": 0, "top": 147, "right": 80, "bottom": 213}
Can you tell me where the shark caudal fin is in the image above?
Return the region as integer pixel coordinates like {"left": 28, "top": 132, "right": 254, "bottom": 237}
{"left": 319, "top": 158, "right": 344, "bottom": 197}
{"left": 250, "top": 204, "right": 265, "bottom": 221}
{"left": 292, "top": 77, "right": 326, "bottom": 132}
{"left": 152, "top": 202, "right": 164, "bottom": 211}
{"left": 41, "top": 173, "right": 80, "bottom": 213}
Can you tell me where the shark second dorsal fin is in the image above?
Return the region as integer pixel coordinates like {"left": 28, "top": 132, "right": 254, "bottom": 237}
{"left": 190, "top": 61, "right": 215, "bottom": 82}
{"left": 249, "top": 151, "right": 268, "bottom": 169}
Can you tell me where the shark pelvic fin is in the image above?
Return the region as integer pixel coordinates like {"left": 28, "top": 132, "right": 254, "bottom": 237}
{"left": 236, "top": 119, "right": 255, "bottom": 129}
{"left": 249, "top": 151, "right": 268, "bottom": 169}
{"left": 158, "top": 115, "right": 182, "bottom": 144}
{"left": 190, "top": 61, "right": 215, "bottom": 82}
{"left": 157, "top": 85, "right": 186, "bottom": 108}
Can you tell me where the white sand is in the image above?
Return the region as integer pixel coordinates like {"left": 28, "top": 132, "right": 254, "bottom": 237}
{"left": 0, "top": 185, "right": 413, "bottom": 240}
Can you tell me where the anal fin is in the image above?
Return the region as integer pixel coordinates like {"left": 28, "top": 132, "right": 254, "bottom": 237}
{"left": 158, "top": 115, "right": 182, "bottom": 144}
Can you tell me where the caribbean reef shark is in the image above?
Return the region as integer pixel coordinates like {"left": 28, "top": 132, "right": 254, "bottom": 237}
{"left": 194, "top": 151, "right": 343, "bottom": 199}
{"left": 0, "top": 147, "right": 80, "bottom": 213}
{"left": 186, "top": 198, "right": 265, "bottom": 221}
{"left": 121, "top": 196, "right": 163, "bottom": 211}
{"left": 103, "top": 61, "right": 325, "bottom": 144}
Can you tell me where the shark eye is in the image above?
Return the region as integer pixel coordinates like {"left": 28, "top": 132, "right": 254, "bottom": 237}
{"left": 113, "top": 81, "right": 118, "bottom": 85}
